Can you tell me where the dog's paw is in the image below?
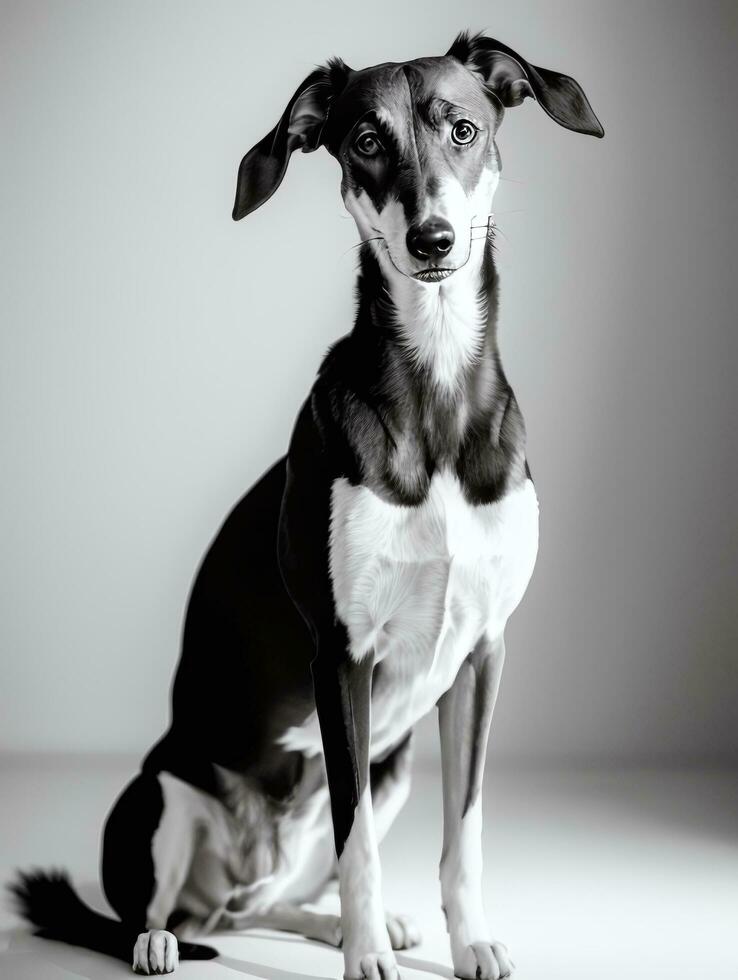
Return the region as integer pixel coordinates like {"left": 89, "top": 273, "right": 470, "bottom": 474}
{"left": 385, "top": 911, "right": 421, "bottom": 950}
{"left": 305, "top": 912, "right": 343, "bottom": 948}
{"left": 454, "top": 941, "right": 514, "bottom": 980}
{"left": 132, "top": 930, "right": 179, "bottom": 974}
{"left": 345, "top": 950, "right": 399, "bottom": 980}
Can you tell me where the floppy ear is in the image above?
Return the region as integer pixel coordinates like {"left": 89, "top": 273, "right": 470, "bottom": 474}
{"left": 233, "top": 59, "right": 351, "bottom": 220}
{"left": 447, "top": 31, "right": 604, "bottom": 138}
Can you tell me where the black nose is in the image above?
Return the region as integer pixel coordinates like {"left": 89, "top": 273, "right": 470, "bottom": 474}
{"left": 406, "top": 218, "right": 455, "bottom": 261}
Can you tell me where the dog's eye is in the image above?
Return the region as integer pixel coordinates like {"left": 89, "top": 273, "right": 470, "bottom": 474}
{"left": 354, "top": 132, "right": 381, "bottom": 157}
{"left": 451, "top": 120, "right": 478, "bottom": 145}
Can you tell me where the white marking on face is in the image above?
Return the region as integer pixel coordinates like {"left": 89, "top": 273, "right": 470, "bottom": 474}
{"left": 344, "top": 161, "right": 499, "bottom": 281}
{"left": 416, "top": 167, "right": 500, "bottom": 271}
{"left": 344, "top": 163, "right": 500, "bottom": 390}
{"left": 343, "top": 186, "right": 384, "bottom": 244}
{"left": 374, "top": 105, "right": 395, "bottom": 130}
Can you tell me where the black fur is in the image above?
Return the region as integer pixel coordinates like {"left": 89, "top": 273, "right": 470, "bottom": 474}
{"left": 314, "top": 241, "right": 526, "bottom": 506}
{"left": 7, "top": 869, "right": 217, "bottom": 962}
{"left": 447, "top": 30, "right": 604, "bottom": 137}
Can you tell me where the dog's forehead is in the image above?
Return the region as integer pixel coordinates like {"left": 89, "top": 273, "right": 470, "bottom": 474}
{"left": 326, "top": 56, "right": 494, "bottom": 149}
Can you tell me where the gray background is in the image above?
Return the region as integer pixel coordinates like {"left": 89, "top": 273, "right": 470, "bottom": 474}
{"left": 1, "top": 0, "right": 736, "bottom": 765}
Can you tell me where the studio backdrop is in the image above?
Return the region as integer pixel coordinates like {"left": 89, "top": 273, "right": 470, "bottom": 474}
{"left": 1, "top": 0, "right": 736, "bottom": 766}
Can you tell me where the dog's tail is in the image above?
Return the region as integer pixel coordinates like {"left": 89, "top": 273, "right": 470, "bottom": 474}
{"left": 7, "top": 869, "right": 218, "bottom": 963}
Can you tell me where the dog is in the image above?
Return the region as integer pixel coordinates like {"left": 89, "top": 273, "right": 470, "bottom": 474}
{"left": 10, "top": 30, "right": 602, "bottom": 979}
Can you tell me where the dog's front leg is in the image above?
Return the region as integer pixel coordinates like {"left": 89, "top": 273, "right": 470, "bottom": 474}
{"left": 312, "top": 639, "right": 396, "bottom": 980}
{"left": 438, "top": 634, "right": 514, "bottom": 980}
{"left": 279, "top": 400, "right": 396, "bottom": 979}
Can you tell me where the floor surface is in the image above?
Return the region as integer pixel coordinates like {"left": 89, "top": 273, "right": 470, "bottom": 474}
{"left": 0, "top": 756, "right": 736, "bottom": 979}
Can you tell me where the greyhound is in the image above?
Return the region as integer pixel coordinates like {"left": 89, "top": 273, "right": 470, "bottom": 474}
{"left": 10, "top": 30, "right": 603, "bottom": 980}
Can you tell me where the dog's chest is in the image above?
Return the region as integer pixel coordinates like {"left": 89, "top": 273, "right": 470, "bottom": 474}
{"left": 329, "top": 471, "right": 539, "bottom": 754}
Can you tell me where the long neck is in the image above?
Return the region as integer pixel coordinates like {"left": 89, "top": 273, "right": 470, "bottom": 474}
{"left": 341, "top": 236, "right": 526, "bottom": 503}
{"left": 351, "top": 237, "right": 507, "bottom": 420}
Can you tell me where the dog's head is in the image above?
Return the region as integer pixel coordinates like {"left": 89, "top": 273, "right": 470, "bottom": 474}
{"left": 233, "top": 32, "right": 603, "bottom": 285}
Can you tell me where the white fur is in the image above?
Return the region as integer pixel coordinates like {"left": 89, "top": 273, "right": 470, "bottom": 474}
{"left": 389, "top": 259, "right": 486, "bottom": 389}
{"left": 280, "top": 474, "right": 538, "bottom": 760}
{"left": 440, "top": 796, "right": 488, "bottom": 953}
{"left": 343, "top": 163, "right": 498, "bottom": 285}
{"left": 147, "top": 761, "right": 334, "bottom": 935}
{"left": 147, "top": 771, "right": 276, "bottom": 933}
{"left": 388, "top": 171, "right": 499, "bottom": 390}
{"left": 338, "top": 788, "right": 393, "bottom": 975}
{"left": 344, "top": 166, "right": 499, "bottom": 390}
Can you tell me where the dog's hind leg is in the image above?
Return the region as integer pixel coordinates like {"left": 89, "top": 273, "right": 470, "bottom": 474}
{"left": 227, "top": 902, "right": 344, "bottom": 947}
{"left": 221, "top": 736, "right": 419, "bottom": 953}
{"left": 9, "top": 770, "right": 216, "bottom": 974}
{"left": 102, "top": 771, "right": 216, "bottom": 974}
{"left": 102, "top": 772, "right": 179, "bottom": 974}
{"left": 226, "top": 900, "right": 421, "bottom": 952}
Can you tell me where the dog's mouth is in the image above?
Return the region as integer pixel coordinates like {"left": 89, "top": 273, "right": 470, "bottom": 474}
{"left": 413, "top": 268, "right": 455, "bottom": 284}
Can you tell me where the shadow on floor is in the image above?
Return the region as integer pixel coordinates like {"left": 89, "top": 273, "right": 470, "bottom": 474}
{"left": 218, "top": 954, "right": 334, "bottom": 980}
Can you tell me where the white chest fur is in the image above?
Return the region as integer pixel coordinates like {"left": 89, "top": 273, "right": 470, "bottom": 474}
{"left": 279, "top": 472, "right": 539, "bottom": 760}
{"left": 330, "top": 471, "right": 538, "bottom": 659}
